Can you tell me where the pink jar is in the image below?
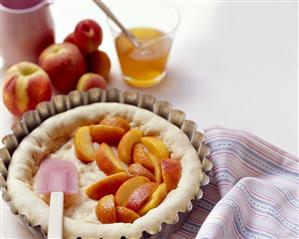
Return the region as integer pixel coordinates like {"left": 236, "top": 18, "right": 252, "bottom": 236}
{"left": 0, "top": 0, "right": 55, "bottom": 67}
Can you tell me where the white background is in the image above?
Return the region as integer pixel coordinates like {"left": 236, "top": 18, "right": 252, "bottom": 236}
{"left": 1, "top": 1, "right": 298, "bottom": 238}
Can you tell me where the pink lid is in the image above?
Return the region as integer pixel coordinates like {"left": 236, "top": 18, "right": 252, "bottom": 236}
{"left": 0, "top": 0, "right": 45, "bottom": 10}
{"left": 37, "top": 158, "right": 78, "bottom": 195}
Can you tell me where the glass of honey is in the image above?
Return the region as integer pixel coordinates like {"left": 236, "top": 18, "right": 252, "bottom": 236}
{"left": 107, "top": 3, "right": 180, "bottom": 87}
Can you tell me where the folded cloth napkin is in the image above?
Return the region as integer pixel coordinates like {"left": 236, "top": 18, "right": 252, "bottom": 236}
{"left": 171, "top": 126, "right": 299, "bottom": 239}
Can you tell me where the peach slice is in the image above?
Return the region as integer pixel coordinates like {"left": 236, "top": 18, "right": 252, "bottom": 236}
{"left": 147, "top": 152, "right": 162, "bottom": 183}
{"left": 132, "top": 143, "right": 154, "bottom": 170}
{"left": 138, "top": 183, "right": 168, "bottom": 216}
{"left": 96, "top": 194, "right": 116, "bottom": 224}
{"left": 115, "top": 176, "right": 149, "bottom": 207}
{"left": 116, "top": 206, "right": 140, "bottom": 223}
{"left": 100, "top": 116, "right": 130, "bottom": 132}
{"left": 85, "top": 172, "right": 130, "bottom": 200}
{"left": 126, "top": 182, "right": 158, "bottom": 212}
{"left": 74, "top": 126, "right": 95, "bottom": 163}
{"left": 140, "top": 137, "right": 170, "bottom": 161}
{"left": 117, "top": 128, "right": 143, "bottom": 164}
{"left": 95, "top": 143, "right": 126, "bottom": 175}
{"left": 128, "top": 163, "right": 156, "bottom": 182}
{"left": 90, "top": 124, "right": 125, "bottom": 145}
{"left": 161, "top": 158, "right": 182, "bottom": 192}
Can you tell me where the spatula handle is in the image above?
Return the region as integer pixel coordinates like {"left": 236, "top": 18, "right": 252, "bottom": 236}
{"left": 48, "top": 192, "right": 64, "bottom": 239}
{"left": 91, "top": 0, "right": 141, "bottom": 48}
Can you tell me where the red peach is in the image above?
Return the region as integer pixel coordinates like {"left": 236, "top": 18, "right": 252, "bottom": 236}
{"left": 86, "top": 50, "right": 111, "bottom": 80}
{"left": 2, "top": 62, "right": 52, "bottom": 117}
{"left": 63, "top": 33, "right": 77, "bottom": 45}
{"left": 76, "top": 73, "right": 107, "bottom": 91}
{"left": 74, "top": 19, "right": 102, "bottom": 54}
{"left": 38, "top": 43, "right": 86, "bottom": 94}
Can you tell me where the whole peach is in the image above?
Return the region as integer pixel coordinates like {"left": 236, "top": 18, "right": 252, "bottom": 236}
{"left": 86, "top": 50, "right": 111, "bottom": 80}
{"left": 2, "top": 62, "right": 52, "bottom": 117}
{"left": 38, "top": 43, "right": 86, "bottom": 94}
{"left": 63, "top": 33, "right": 77, "bottom": 45}
{"left": 74, "top": 19, "right": 102, "bottom": 54}
{"left": 76, "top": 73, "right": 107, "bottom": 91}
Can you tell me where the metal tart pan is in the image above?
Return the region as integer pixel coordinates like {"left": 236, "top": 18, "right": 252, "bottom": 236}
{"left": 0, "top": 88, "right": 212, "bottom": 239}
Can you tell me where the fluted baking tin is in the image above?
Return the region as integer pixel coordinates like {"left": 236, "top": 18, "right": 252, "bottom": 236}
{"left": 0, "top": 89, "right": 212, "bottom": 239}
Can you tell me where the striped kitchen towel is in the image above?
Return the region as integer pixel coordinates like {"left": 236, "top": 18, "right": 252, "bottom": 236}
{"left": 171, "top": 126, "right": 299, "bottom": 239}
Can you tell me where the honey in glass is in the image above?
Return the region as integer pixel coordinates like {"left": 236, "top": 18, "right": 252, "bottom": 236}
{"left": 115, "top": 27, "right": 172, "bottom": 87}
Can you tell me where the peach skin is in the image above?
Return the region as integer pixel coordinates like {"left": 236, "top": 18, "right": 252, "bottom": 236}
{"left": 74, "top": 126, "right": 95, "bottom": 163}
{"left": 76, "top": 73, "right": 107, "bottom": 91}
{"left": 117, "top": 128, "right": 143, "bottom": 164}
{"left": 63, "top": 33, "right": 77, "bottom": 45}
{"left": 141, "top": 137, "right": 170, "bottom": 161}
{"left": 128, "top": 163, "right": 156, "bottom": 182}
{"left": 74, "top": 19, "right": 102, "bottom": 54}
{"left": 90, "top": 125, "right": 125, "bottom": 145}
{"left": 100, "top": 116, "right": 130, "bottom": 132}
{"left": 85, "top": 172, "right": 130, "bottom": 200}
{"left": 138, "top": 183, "right": 168, "bottom": 216}
{"left": 86, "top": 50, "right": 111, "bottom": 80}
{"left": 147, "top": 152, "right": 162, "bottom": 183}
{"left": 96, "top": 194, "right": 116, "bottom": 224}
{"left": 115, "top": 176, "right": 149, "bottom": 207}
{"left": 132, "top": 143, "right": 154, "bottom": 170}
{"left": 161, "top": 158, "right": 182, "bottom": 192}
{"left": 116, "top": 206, "right": 140, "bottom": 223}
{"left": 95, "top": 143, "right": 126, "bottom": 175}
{"left": 38, "top": 43, "right": 85, "bottom": 94}
{"left": 126, "top": 182, "right": 158, "bottom": 212}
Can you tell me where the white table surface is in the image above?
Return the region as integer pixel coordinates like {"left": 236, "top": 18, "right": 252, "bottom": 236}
{"left": 1, "top": 1, "right": 298, "bottom": 238}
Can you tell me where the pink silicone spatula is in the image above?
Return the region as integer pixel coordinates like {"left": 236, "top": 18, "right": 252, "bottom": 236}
{"left": 37, "top": 158, "right": 78, "bottom": 239}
